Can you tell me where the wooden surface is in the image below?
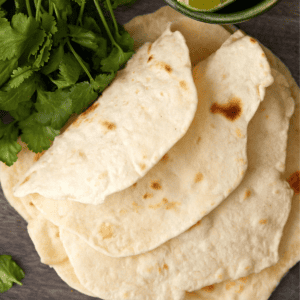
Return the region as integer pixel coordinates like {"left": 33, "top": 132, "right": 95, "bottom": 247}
{"left": 0, "top": 0, "right": 299, "bottom": 299}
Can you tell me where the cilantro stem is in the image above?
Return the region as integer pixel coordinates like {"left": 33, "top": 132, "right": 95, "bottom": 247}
{"left": 76, "top": 0, "right": 86, "bottom": 26}
{"left": 93, "top": 0, "right": 117, "bottom": 47}
{"left": 53, "top": 3, "right": 60, "bottom": 20}
{"left": 25, "top": 0, "right": 33, "bottom": 17}
{"left": 49, "top": 1, "right": 53, "bottom": 15}
{"left": 35, "top": 0, "right": 42, "bottom": 21}
{"left": 105, "top": 0, "right": 119, "bottom": 38}
{"left": 66, "top": 39, "right": 94, "bottom": 82}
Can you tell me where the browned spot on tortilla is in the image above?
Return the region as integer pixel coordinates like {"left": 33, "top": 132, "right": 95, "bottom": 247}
{"left": 99, "top": 223, "right": 113, "bottom": 240}
{"left": 123, "top": 292, "right": 129, "bottom": 298}
{"left": 245, "top": 266, "right": 250, "bottom": 270}
{"left": 201, "top": 285, "right": 215, "bottom": 293}
{"left": 179, "top": 80, "right": 188, "bottom": 90}
{"left": 265, "top": 115, "right": 269, "bottom": 119}
{"left": 222, "top": 74, "right": 227, "bottom": 80}
{"left": 186, "top": 292, "right": 198, "bottom": 296}
{"left": 194, "top": 172, "right": 203, "bottom": 183}
{"left": 143, "top": 192, "right": 153, "bottom": 199}
{"left": 218, "top": 274, "right": 223, "bottom": 279}
{"left": 250, "top": 37, "right": 256, "bottom": 44}
{"left": 135, "top": 89, "right": 139, "bottom": 94}
{"left": 188, "top": 220, "right": 202, "bottom": 232}
{"left": 163, "top": 264, "right": 168, "bottom": 270}
{"left": 261, "top": 107, "right": 266, "bottom": 112}
{"left": 81, "top": 102, "right": 99, "bottom": 117}
{"left": 238, "top": 277, "right": 248, "bottom": 283}
{"left": 120, "top": 209, "right": 127, "bottom": 214}
{"left": 158, "top": 267, "right": 162, "bottom": 274}
{"left": 150, "top": 180, "right": 162, "bottom": 190}
{"left": 244, "top": 189, "right": 251, "bottom": 200}
{"left": 262, "top": 53, "right": 266, "bottom": 57}
{"left": 210, "top": 97, "right": 242, "bottom": 121}
{"left": 236, "top": 128, "right": 244, "bottom": 138}
{"left": 132, "top": 78, "right": 134, "bottom": 82}
{"left": 235, "top": 284, "right": 244, "bottom": 293}
{"left": 196, "top": 137, "right": 201, "bottom": 144}
{"left": 102, "top": 121, "right": 116, "bottom": 130}
{"left": 132, "top": 183, "right": 137, "bottom": 188}
{"left": 165, "top": 200, "right": 181, "bottom": 210}
{"left": 156, "top": 62, "right": 172, "bottom": 73}
{"left": 287, "top": 171, "right": 300, "bottom": 194}
{"left": 147, "top": 55, "right": 153, "bottom": 63}
{"left": 160, "top": 153, "right": 169, "bottom": 162}
{"left": 78, "top": 151, "right": 86, "bottom": 158}
{"left": 149, "top": 198, "right": 168, "bottom": 209}
{"left": 148, "top": 43, "right": 152, "bottom": 54}
{"left": 34, "top": 151, "right": 46, "bottom": 162}
{"left": 160, "top": 92, "right": 164, "bottom": 96}
{"left": 226, "top": 282, "right": 236, "bottom": 290}
{"left": 56, "top": 232, "right": 60, "bottom": 238}
{"left": 259, "top": 219, "right": 267, "bottom": 224}
{"left": 29, "top": 202, "right": 34, "bottom": 206}
{"left": 139, "top": 163, "right": 146, "bottom": 171}
{"left": 21, "top": 175, "right": 31, "bottom": 186}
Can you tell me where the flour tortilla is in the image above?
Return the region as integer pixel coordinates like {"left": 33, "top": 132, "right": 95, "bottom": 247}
{"left": 9, "top": 24, "right": 272, "bottom": 258}
{"left": 0, "top": 6, "right": 298, "bottom": 300}
{"left": 13, "top": 27, "right": 198, "bottom": 205}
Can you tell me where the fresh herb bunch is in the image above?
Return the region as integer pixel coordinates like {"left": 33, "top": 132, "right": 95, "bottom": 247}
{"left": 0, "top": 255, "right": 25, "bottom": 293}
{"left": 0, "top": 0, "right": 135, "bottom": 166}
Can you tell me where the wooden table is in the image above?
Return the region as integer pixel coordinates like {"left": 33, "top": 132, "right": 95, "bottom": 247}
{"left": 1, "top": 0, "right": 298, "bottom": 299}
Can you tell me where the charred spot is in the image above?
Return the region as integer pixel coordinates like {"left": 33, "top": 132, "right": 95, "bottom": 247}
{"left": 160, "top": 153, "right": 169, "bottom": 162}
{"left": 259, "top": 219, "right": 267, "bottom": 224}
{"left": 34, "top": 151, "right": 46, "bottom": 162}
{"left": 56, "top": 232, "right": 60, "bottom": 238}
{"left": 163, "top": 264, "right": 169, "bottom": 270}
{"left": 81, "top": 102, "right": 99, "bottom": 117}
{"left": 132, "top": 183, "right": 137, "bottom": 188}
{"left": 147, "top": 55, "right": 154, "bottom": 63}
{"left": 194, "top": 172, "right": 203, "bottom": 183}
{"left": 179, "top": 80, "right": 188, "bottom": 90}
{"left": 150, "top": 181, "right": 162, "bottom": 190}
{"left": 201, "top": 285, "right": 215, "bottom": 293}
{"left": 287, "top": 171, "right": 299, "bottom": 194}
{"left": 102, "top": 121, "right": 116, "bottom": 130}
{"left": 139, "top": 163, "right": 146, "bottom": 171}
{"left": 250, "top": 37, "right": 256, "bottom": 44}
{"left": 210, "top": 97, "right": 242, "bottom": 122}
{"left": 148, "top": 43, "right": 152, "bottom": 54}
{"left": 29, "top": 202, "right": 34, "bottom": 206}
{"left": 143, "top": 193, "right": 153, "bottom": 199}
{"left": 165, "top": 64, "right": 172, "bottom": 73}
{"left": 156, "top": 62, "right": 172, "bottom": 73}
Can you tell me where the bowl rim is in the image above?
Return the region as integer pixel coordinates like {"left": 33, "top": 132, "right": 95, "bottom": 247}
{"left": 163, "top": 0, "right": 280, "bottom": 24}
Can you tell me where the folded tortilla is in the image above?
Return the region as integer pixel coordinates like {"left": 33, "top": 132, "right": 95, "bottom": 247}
{"left": 0, "top": 6, "right": 298, "bottom": 300}
{"left": 13, "top": 27, "right": 198, "bottom": 205}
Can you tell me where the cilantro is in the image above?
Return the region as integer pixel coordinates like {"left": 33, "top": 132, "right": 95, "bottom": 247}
{"left": 0, "top": 255, "right": 25, "bottom": 293}
{"left": 0, "top": 0, "right": 135, "bottom": 166}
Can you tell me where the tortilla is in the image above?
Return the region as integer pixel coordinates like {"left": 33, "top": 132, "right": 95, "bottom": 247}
{"left": 13, "top": 27, "right": 198, "bottom": 205}
{"left": 0, "top": 6, "right": 298, "bottom": 300}
{"left": 7, "top": 21, "right": 273, "bottom": 258}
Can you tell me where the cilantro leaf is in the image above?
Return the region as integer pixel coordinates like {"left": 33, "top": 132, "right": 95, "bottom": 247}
{"left": 0, "top": 122, "right": 22, "bottom": 166}
{"left": 20, "top": 119, "right": 59, "bottom": 152}
{"left": 101, "top": 46, "right": 133, "bottom": 72}
{"left": 35, "top": 89, "right": 73, "bottom": 129}
{"left": 49, "top": 53, "right": 82, "bottom": 89}
{"left": 41, "top": 44, "right": 64, "bottom": 75}
{"left": 0, "top": 57, "right": 18, "bottom": 87}
{"left": 9, "top": 66, "right": 34, "bottom": 88}
{"left": 91, "top": 72, "right": 115, "bottom": 93}
{"left": 68, "top": 24, "right": 106, "bottom": 51}
{"left": 9, "top": 100, "right": 33, "bottom": 121}
{"left": 70, "top": 82, "right": 97, "bottom": 114}
{"left": 115, "top": 29, "right": 134, "bottom": 52}
{"left": 53, "top": 19, "right": 68, "bottom": 46}
{"left": 40, "top": 13, "right": 58, "bottom": 35}
{"left": 33, "top": 33, "right": 53, "bottom": 68}
{"left": 0, "top": 76, "right": 36, "bottom": 110}
{"left": 83, "top": 16, "right": 102, "bottom": 34}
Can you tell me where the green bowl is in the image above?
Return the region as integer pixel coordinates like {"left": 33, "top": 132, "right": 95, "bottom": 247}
{"left": 163, "top": 0, "right": 281, "bottom": 24}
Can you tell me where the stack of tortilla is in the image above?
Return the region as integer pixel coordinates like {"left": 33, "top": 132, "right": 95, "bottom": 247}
{"left": 1, "top": 6, "right": 299, "bottom": 300}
